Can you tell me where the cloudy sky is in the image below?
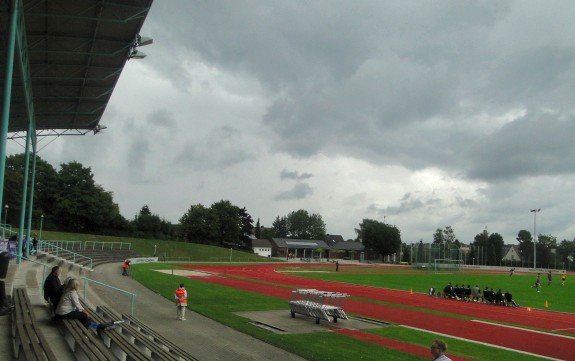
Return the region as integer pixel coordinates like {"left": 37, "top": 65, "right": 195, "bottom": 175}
{"left": 12, "top": 1, "right": 575, "bottom": 244}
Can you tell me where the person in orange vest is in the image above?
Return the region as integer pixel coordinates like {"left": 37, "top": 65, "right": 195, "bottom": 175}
{"left": 175, "top": 283, "right": 187, "bottom": 321}
{"left": 122, "top": 259, "right": 130, "bottom": 276}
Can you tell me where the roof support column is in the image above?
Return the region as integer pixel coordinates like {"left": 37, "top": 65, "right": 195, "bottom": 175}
{"left": 0, "top": 0, "right": 19, "bottom": 236}
{"left": 24, "top": 137, "right": 38, "bottom": 258}
{"left": 17, "top": 125, "right": 32, "bottom": 264}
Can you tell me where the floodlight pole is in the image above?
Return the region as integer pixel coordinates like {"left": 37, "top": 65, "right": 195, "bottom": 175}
{"left": 39, "top": 214, "right": 44, "bottom": 251}
{"left": 530, "top": 209, "right": 541, "bottom": 269}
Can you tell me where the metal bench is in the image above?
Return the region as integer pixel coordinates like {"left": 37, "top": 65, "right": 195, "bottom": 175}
{"left": 58, "top": 318, "right": 117, "bottom": 361}
{"left": 82, "top": 302, "right": 151, "bottom": 361}
{"left": 121, "top": 312, "right": 199, "bottom": 361}
{"left": 97, "top": 305, "right": 198, "bottom": 361}
{"left": 11, "top": 287, "right": 58, "bottom": 361}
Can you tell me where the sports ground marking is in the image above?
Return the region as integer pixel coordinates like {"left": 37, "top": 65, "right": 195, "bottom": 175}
{"left": 401, "top": 325, "right": 563, "bottom": 361}
{"left": 471, "top": 319, "right": 575, "bottom": 340}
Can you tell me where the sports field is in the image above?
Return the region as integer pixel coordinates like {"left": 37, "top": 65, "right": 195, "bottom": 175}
{"left": 170, "top": 263, "right": 574, "bottom": 361}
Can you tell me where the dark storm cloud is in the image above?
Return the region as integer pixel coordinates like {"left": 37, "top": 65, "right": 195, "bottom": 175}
{"left": 173, "top": 125, "right": 256, "bottom": 170}
{"left": 143, "top": 1, "right": 575, "bottom": 180}
{"left": 465, "top": 113, "right": 575, "bottom": 180}
{"left": 280, "top": 169, "right": 313, "bottom": 181}
{"left": 275, "top": 182, "right": 313, "bottom": 200}
{"left": 67, "top": 0, "right": 575, "bottom": 242}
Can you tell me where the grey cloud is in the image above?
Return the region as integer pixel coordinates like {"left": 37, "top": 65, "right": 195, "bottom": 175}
{"left": 280, "top": 169, "right": 313, "bottom": 181}
{"left": 174, "top": 126, "right": 256, "bottom": 170}
{"left": 465, "top": 113, "right": 575, "bottom": 180}
{"left": 275, "top": 182, "right": 313, "bottom": 200}
{"left": 147, "top": 109, "right": 178, "bottom": 132}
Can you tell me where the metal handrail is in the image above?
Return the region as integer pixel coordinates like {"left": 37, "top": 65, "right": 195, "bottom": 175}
{"left": 41, "top": 241, "right": 93, "bottom": 269}
{"left": 83, "top": 241, "right": 131, "bottom": 250}
{"left": 81, "top": 276, "right": 136, "bottom": 315}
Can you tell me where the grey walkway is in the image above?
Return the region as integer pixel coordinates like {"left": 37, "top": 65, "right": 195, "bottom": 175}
{"left": 2, "top": 256, "right": 307, "bottom": 361}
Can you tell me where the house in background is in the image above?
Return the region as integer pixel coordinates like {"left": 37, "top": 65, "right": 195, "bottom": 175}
{"left": 271, "top": 238, "right": 330, "bottom": 259}
{"left": 251, "top": 239, "right": 276, "bottom": 257}
{"left": 324, "top": 234, "right": 344, "bottom": 248}
{"left": 330, "top": 240, "right": 365, "bottom": 261}
{"left": 501, "top": 245, "right": 522, "bottom": 265}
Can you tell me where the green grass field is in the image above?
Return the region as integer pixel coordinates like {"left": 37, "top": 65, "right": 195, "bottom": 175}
{"left": 38, "top": 231, "right": 571, "bottom": 360}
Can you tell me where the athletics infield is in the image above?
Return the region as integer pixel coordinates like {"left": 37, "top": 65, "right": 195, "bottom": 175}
{"left": 176, "top": 263, "right": 575, "bottom": 361}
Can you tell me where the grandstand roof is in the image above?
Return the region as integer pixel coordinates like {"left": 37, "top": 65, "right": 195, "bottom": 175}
{"left": 0, "top": 0, "right": 153, "bottom": 138}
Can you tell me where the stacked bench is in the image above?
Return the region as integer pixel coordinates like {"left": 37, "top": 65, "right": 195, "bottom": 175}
{"left": 11, "top": 287, "right": 57, "bottom": 361}
{"left": 57, "top": 319, "right": 117, "bottom": 361}
{"left": 95, "top": 305, "right": 198, "bottom": 361}
{"left": 83, "top": 305, "right": 151, "bottom": 361}
{"left": 121, "top": 313, "right": 198, "bottom": 361}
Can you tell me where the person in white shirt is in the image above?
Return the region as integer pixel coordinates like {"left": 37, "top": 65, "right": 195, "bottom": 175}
{"left": 54, "top": 278, "right": 89, "bottom": 327}
{"left": 430, "top": 339, "right": 452, "bottom": 361}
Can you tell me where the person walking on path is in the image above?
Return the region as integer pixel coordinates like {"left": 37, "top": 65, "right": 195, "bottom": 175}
{"left": 547, "top": 270, "right": 552, "bottom": 286}
{"left": 561, "top": 270, "right": 566, "bottom": 286}
{"left": 122, "top": 259, "right": 130, "bottom": 276}
{"left": 430, "top": 339, "right": 452, "bottom": 361}
{"left": 175, "top": 283, "right": 187, "bottom": 321}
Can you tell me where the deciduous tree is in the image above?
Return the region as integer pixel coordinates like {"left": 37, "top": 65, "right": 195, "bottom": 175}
{"left": 356, "top": 219, "right": 401, "bottom": 260}
{"left": 179, "top": 204, "right": 219, "bottom": 244}
{"left": 286, "top": 209, "right": 326, "bottom": 240}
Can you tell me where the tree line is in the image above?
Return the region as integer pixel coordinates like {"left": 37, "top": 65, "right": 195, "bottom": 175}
{"left": 8, "top": 154, "right": 570, "bottom": 266}
{"left": 409, "top": 225, "right": 574, "bottom": 269}
{"left": 3, "top": 154, "right": 404, "bottom": 258}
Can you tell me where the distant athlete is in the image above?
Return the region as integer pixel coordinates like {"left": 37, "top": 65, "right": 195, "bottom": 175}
{"left": 561, "top": 270, "right": 566, "bottom": 286}
{"left": 532, "top": 273, "right": 541, "bottom": 292}
{"left": 547, "top": 270, "right": 552, "bottom": 286}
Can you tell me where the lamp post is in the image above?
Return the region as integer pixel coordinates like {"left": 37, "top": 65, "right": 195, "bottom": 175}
{"left": 39, "top": 214, "right": 44, "bottom": 252}
{"left": 530, "top": 208, "right": 541, "bottom": 269}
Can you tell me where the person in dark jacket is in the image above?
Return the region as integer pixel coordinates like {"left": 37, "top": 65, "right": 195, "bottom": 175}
{"left": 43, "top": 266, "right": 63, "bottom": 313}
{"left": 504, "top": 290, "right": 518, "bottom": 307}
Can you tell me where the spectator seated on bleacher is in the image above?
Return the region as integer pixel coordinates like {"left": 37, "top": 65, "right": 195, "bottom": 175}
{"left": 54, "top": 278, "right": 91, "bottom": 328}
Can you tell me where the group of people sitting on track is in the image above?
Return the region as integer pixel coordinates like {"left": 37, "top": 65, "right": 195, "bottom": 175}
{"left": 428, "top": 282, "right": 518, "bottom": 307}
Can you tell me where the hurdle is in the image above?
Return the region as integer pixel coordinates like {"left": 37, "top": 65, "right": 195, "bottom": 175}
{"left": 288, "top": 288, "right": 349, "bottom": 324}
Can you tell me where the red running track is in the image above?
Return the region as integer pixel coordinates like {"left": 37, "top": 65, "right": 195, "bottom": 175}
{"left": 183, "top": 264, "right": 575, "bottom": 361}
